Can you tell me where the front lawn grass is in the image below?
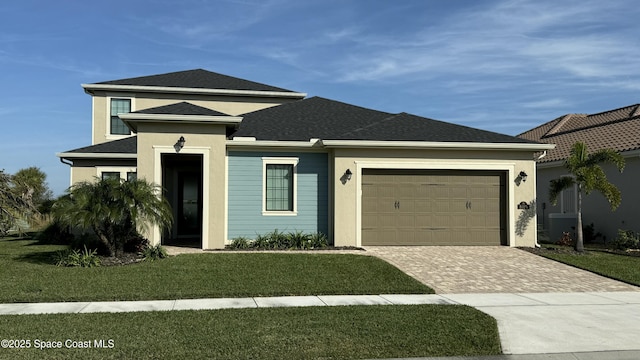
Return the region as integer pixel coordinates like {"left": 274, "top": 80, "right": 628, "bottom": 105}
{"left": 0, "top": 237, "right": 432, "bottom": 303}
{"left": 538, "top": 249, "right": 640, "bottom": 286}
{"left": 0, "top": 305, "right": 500, "bottom": 359}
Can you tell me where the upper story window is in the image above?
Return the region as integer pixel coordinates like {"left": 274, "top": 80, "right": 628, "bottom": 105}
{"left": 110, "top": 98, "right": 131, "bottom": 135}
{"left": 101, "top": 172, "right": 121, "bottom": 181}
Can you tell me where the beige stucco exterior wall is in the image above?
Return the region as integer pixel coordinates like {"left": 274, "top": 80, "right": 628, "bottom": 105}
{"left": 89, "top": 91, "right": 297, "bottom": 145}
{"left": 69, "top": 159, "right": 137, "bottom": 185}
{"left": 136, "top": 122, "right": 227, "bottom": 249}
{"left": 537, "top": 153, "right": 640, "bottom": 242}
{"left": 331, "top": 148, "right": 539, "bottom": 247}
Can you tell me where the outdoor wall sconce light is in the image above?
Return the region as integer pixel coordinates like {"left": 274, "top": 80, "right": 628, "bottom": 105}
{"left": 345, "top": 169, "right": 353, "bottom": 181}
{"left": 519, "top": 171, "right": 528, "bottom": 182}
{"left": 178, "top": 136, "right": 186, "bottom": 148}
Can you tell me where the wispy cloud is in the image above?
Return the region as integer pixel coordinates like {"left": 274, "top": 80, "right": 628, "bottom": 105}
{"left": 521, "top": 99, "right": 570, "bottom": 109}
{"left": 256, "top": 0, "right": 640, "bottom": 93}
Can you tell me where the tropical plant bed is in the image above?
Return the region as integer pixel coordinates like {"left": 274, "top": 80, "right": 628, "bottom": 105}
{"left": 521, "top": 246, "right": 640, "bottom": 286}
{"left": 0, "top": 305, "right": 501, "bottom": 359}
{"left": 0, "top": 237, "right": 432, "bottom": 303}
{"left": 218, "top": 245, "right": 365, "bottom": 251}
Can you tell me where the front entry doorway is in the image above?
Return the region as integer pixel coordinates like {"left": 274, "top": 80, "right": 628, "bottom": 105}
{"left": 162, "top": 154, "right": 203, "bottom": 248}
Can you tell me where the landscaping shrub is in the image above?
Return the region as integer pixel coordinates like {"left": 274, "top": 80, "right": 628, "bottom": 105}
{"left": 253, "top": 233, "right": 269, "bottom": 249}
{"left": 227, "top": 231, "right": 329, "bottom": 250}
{"left": 230, "top": 237, "right": 251, "bottom": 249}
{"left": 305, "top": 232, "right": 329, "bottom": 249}
{"left": 285, "top": 230, "right": 310, "bottom": 249}
{"left": 35, "top": 220, "right": 74, "bottom": 245}
{"left": 612, "top": 229, "right": 640, "bottom": 250}
{"left": 69, "top": 233, "right": 111, "bottom": 256}
{"left": 583, "top": 223, "right": 602, "bottom": 243}
{"left": 124, "top": 234, "right": 150, "bottom": 254}
{"left": 54, "top": 245, "right": 101, "bottom": 267}
{"left": 266, "top": 229, "right": 288, "bottom": 249}
{"left": 556, "top": 231, "right": 573, "bottom": 247}
{"left": 142, "top": 244, "right": 168, "bottom": 261}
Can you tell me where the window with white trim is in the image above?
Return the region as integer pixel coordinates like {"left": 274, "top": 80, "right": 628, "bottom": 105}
{"left": 262, "top": 157, "right": 298, "bottom": 215}
{"left": 110, "top": 98, "right": 131, "bottom": 135}
{"left": 560, "top": 182, "right": 577, "bottom": 214}
{"left": 101, "top": 172, "right": 120, "bottom": 181}
{"left": 97, "top": 167, "right": 137, "bottom": 182}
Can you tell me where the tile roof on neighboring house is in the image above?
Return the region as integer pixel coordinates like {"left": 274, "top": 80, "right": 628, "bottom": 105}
{"left": 65, "top": 136, "right": 137, "bottom": 154}
{"left": 232, "top": 96, "right": 535, "bottom": 143}
{"left": 133, "top": 102, "right": 230, "bottom": 116}
{"left": 518, "top": 104, "right": 640, "bottom": 163}
{"left": 95, "top": 69, "right": 297, "bottom": 93}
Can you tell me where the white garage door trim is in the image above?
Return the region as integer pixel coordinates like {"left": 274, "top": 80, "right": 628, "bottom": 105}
{"left": 353, "top": 160, "right": 516, "bottom": 247}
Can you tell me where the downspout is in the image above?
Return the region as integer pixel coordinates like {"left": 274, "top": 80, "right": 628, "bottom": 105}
{"left": 59, "top": 157, "right": 73, "bottom": 166}
{"left": 534, "top": 151, "right": 547, "bottom": 248}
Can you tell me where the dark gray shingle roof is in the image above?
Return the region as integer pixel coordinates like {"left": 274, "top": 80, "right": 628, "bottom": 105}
{"left": 133, "top": 102, "right": 230, "bottom": 116}
{"left": 65, "top": 136, "right": 137, "bottom": 154}
{"left": 232, "top": 97, "right": 535, "bottom": 143}
{"left": 96, "top": 69, "right": 297, "bottom": 93}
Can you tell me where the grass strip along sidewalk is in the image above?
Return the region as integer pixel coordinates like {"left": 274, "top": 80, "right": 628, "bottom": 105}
{"left": 536, "top": 249, "right": 640, "bottom": 287}
{"left": 0, "top": 305, "right": 501, "bottom": 359}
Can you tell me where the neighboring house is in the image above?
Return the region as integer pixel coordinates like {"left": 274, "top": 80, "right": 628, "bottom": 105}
{"left": 518, "top": 104, "right": 640, "bottom": 242}
{"left": 57, "top": 69, "right": 552, "bottom": 249}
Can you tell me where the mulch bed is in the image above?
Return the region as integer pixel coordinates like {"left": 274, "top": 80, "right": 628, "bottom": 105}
{"left": 99, "top": 252, "right": 144, "bottom": 266}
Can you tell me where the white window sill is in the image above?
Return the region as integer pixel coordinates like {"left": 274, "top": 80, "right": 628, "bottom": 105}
{"left": 262, "top": 211, "right": 298, "bottom": 217}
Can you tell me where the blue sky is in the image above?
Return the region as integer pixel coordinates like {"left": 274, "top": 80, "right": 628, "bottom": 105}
{"left": 2, "top": 0, "right": 639, "bottom": 195}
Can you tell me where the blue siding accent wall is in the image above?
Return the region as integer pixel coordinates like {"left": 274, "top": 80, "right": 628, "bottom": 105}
{"left": 228, "top": 151, "right": 329, "bottom": 239}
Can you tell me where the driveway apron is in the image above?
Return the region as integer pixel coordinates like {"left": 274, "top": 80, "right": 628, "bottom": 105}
{"left": 366, "top": 246, "right": 640, "bottom": 355}
{"left": 364, "top": 246, "right": 639, "bottom": 293}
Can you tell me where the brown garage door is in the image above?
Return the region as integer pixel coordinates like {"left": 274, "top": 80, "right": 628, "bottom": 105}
{"left": 362, "top": 169, "right": 506, "bottom": 246}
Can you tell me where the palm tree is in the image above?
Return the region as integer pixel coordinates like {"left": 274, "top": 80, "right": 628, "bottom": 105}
{"left": 0, "top": 169, "right": 40, "bottom": 236}
{"left": 53, "top": 177, "right": 172, "bottom": 256}
{"left": 549, "top": 142, "right": 625, "bottom": 252}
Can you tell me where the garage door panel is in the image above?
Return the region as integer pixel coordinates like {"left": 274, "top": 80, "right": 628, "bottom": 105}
{"left": 361, "top": 169, "right": 506, "bottom": 246}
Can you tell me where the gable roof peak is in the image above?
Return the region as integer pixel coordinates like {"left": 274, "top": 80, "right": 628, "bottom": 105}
{"left": 85, "top": 69, "right": 305, "bottom": 97}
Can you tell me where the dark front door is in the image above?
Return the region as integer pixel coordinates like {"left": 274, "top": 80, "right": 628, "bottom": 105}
{"left": 161, "top": 154, "right": 203, "bottom": 247}
{"left": 178, "top": 171, "right": 201, "bottom": 237}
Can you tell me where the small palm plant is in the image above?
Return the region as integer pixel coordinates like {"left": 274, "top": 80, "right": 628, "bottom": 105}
{"left": 549, "top": 142, "right": 625, "bottom": 252}
{"left": 53, "top": 177, "right": 172, "bottom": 257}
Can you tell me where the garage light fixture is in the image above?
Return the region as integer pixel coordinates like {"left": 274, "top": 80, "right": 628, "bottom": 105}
{"left": 345, "top": 169, "right": 353, "bottom": 181}
{"left": 519, "top": 171, "right": 528, "bottom": 182}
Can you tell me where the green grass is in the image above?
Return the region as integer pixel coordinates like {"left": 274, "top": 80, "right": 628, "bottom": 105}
{"left": 0, "top": 237, "right": 432, "bottom": 303}
{"left": 0, "top": 305, "right": 500, "bottom": 359}
{"left": 539, "top": 249, "right": 640, "bottom": 286}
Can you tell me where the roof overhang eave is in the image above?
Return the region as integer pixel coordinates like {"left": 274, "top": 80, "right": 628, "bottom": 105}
{"left": 226, "top": 139, "right": 322, "bottom": 148}
{"left": 81, "top": 83, "right": 307, "bottom": 99}
{"left": 320, "top": 140, "right": 556, "bottom": 151}
{"left": 56, "top": 152, "right": 137, "bottom": 160}
{"left": 119, "top": 113, "right": 243, "bottom": 132}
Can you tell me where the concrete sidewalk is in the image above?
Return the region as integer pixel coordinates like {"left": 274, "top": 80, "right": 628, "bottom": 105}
{"left": 1, "top": 292, "right": 639, "bottom": 357}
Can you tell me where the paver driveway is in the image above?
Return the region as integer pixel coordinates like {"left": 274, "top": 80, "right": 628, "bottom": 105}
{"left": 365, "top": 246, "right": 639, "bottom": 293}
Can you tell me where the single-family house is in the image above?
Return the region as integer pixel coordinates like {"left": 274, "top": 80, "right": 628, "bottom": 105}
{"left": 518, "top": 104, "right": 640, "bottom": 242}
{"left": 57, "top": 69, "right": 553, "bottom": 249}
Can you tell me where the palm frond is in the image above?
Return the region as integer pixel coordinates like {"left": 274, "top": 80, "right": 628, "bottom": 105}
{"left": 549, "top": 176, "right": 575, "bottom": 206}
